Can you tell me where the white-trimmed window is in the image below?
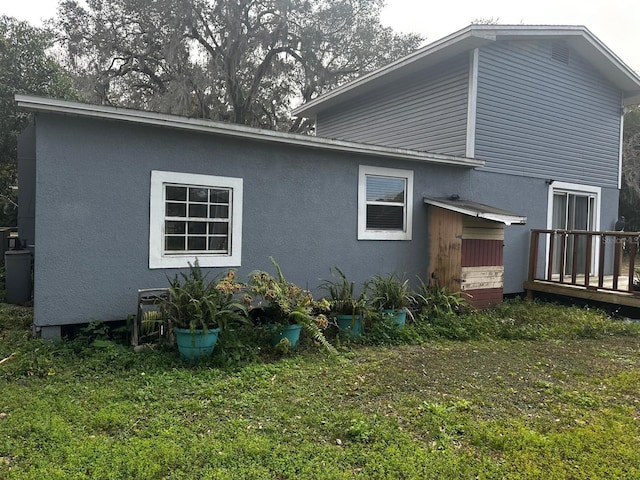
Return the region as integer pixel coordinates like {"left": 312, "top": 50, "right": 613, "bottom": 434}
{"left": 149, "top": 171, "right": 243, "bottom": 268}
{"left": 358, "top": 165, "right": 413, "bottom": 240}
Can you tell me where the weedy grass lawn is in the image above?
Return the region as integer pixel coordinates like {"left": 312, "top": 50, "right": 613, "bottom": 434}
{"left": 1, "top": 301, "right": 640, "bottom": 478}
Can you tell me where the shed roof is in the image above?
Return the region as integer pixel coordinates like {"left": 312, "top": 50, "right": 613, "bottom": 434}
{"left": 15, "top": 95, "right": 483, "bottom": 169}
{"left": 293, "top": 24, "right": 640, "bottom": 118}
{"left": 424, "top": 197, "right": 527, "bottom": 226}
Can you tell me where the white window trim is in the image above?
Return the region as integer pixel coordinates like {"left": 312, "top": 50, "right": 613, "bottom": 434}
{"left": 149, "top": 170, "right": 243, "bottom": 269}
{"left": 545, "top": 181, "right": 601, "bottom": 275}
{"left": 619, "top": 103, "right": 625, "bottom": 190}
{"left": 465, "top": 48, "right": 479, "bottom": 158}
{"left": 358, "top": 165, "right": 413, "bottom": 241}
{"left": 545, "top": 181, "right": 601, "bottom": 231}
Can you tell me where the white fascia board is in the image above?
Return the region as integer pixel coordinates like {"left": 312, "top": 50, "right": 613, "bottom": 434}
{"left": 480, "top": 214, "right": 527, "bottom": 226}
{"left": 476, "top": 24, "right": 640, "bottom": 99}
{"left": 619, "top": 100, "right": 624, "bottom": 189}
{"left": 16, "top": 95, "right": 483, "bottom": 169}
{"left": 292, "top": 26, "right": 487, "bottom": 118}
{"left": 423, "top": 198, "right": 527, "bottom": 225}
{"left": 465, "top": 48, "right": 479, "bottom": 158}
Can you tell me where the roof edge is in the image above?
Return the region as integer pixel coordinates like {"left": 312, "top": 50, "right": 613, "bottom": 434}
{"left": 15, "top": 95, "right": 484, "bottom": 168}
{"left": 293, "top": 24, "right": 640, "bottom": 117}
{"left": 292, "top": 25, "right": 479, "bottom": 118}
{"left": 424, "top": 197, "right": 527, "bottom": 225}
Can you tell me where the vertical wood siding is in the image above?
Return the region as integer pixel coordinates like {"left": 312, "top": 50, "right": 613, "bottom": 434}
{"left": 316, "top": 54, "right": 470, "bottom": 156}
{"left": 428, "top": 207, "right": 462, "bottom": 292}
{"left": 475, "top": 40, "right": 622, "bottom": 187}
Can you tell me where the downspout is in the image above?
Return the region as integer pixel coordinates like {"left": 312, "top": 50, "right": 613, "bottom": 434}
{"left": 465, "top": 48, "right": 479, "bottom": 158}
{"left": 619, "top": 96, "right": 625, "bottom": 190}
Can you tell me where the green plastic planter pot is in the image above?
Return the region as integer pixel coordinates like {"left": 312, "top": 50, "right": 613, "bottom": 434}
{"left": 271, "top": 323, "right": 303, "bottom": 348}
{"left": 174, "top": 327, "right": 221, "bottom": 361}
{"left": 383, "top": 309, "right": 407, "bottom": 327}
{"left": 271, "top": 323, "right": 302, "bottom": 348}
{"left": 335, "top": 314, "right": 363, "bottom": 337}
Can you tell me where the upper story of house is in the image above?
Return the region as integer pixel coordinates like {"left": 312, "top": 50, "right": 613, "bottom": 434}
{"left": 293, "top": 25, "right": 640, "bottom": 190}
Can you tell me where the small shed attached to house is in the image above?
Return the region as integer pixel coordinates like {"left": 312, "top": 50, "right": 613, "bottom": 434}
{"left": 425, "top": 197, "right": 527, "bottom": 308}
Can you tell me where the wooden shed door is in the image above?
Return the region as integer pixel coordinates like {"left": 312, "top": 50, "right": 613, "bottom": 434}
{"left": 428, "top": 207, "right": 462, "bottom": 292}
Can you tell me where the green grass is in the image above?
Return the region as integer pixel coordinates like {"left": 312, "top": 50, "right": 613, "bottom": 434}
{"left": 2, "top": 301, "right": 640, "bottom": 478}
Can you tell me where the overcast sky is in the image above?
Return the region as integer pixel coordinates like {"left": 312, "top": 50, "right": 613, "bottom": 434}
{"left": 3, "top": 0, "right": 639, "bottom": 73}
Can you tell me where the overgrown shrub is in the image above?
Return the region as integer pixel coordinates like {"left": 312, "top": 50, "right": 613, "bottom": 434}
{"left": 415, "top": 298, "right": 640, "bottom": 342}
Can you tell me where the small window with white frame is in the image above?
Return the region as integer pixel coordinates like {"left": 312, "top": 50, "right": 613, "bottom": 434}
{"left": 149, "top": 171, "right": 243, "bottom": 268}
{"left": 358, "top": 165, "right": 413, "bottom": 240}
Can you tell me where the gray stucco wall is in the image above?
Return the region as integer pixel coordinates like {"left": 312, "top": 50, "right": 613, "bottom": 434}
{"left": 29, "top": 113, "right": 474, "bottom": 327}
{"left": 316, "top": 54, "right": 470, "bottom": 156}
{"left": 475, "top": 40, "right": 622, "bottom": 187}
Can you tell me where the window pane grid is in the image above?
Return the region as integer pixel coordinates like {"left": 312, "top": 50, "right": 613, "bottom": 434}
{"left": 163, "top": 184, "right": 232, "bottom": 254}
{"left": 366, "top": 175, "right": 406, "bottom": 203}
{"left": 365, "top": 175, "right": 406, "bottom": 232}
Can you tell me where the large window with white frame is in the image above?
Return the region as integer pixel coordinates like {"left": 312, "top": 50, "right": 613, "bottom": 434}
{"left": 358, "top": 165, "right": 413, "bottom": 240}
{"left": 149, "top": 171, "right": 243, "bottom": 268}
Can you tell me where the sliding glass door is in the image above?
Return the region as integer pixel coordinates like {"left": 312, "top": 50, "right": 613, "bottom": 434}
{"left": 551, "top": 191, "right": 597, "bottom": 275}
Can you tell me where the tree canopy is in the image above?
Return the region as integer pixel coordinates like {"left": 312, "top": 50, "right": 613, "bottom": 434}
{"left": 56, "top": 0, "right": 423, "bottom": 132}
{"left": 620, "top": 105, "right": 640, "bottom": 231}
{"left": 0, "top": 15, "right": 75, "bottom": 225}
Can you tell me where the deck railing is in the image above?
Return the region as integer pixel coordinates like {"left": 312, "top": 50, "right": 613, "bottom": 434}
{"left": 528, "top": 229, "right": 640, "bottom": 294}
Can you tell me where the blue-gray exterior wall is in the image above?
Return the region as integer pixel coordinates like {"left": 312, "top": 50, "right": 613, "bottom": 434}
{"left": 29, "top": 113, "right": 473, "bottom": 327}
{"left": 316, "top": 54, "right": 470, "bottom": 156}
{"left": 475, "top": 40, "right": 622, "bottom": 187}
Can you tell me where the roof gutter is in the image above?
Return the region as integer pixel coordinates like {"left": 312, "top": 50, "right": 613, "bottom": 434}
{"left": 15, "top": 95, "right": 484, "bottom": 168}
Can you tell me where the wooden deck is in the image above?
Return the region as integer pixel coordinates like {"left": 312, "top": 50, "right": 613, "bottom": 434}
{"left": 525, "top": 229, "right": 640, "bottom": 308}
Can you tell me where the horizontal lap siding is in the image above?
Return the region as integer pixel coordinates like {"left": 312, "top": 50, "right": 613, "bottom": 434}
{"left": 475, "top": 41, "right": 621, "bottom": 187}
{"left": 463, "top": 288, "right": 503, "bottom": 308}
{"left": 460, "top": 217, "right": 504, "bottom": 308}
{"left": 317, "top": 54, "right": 469, "bottom": 156}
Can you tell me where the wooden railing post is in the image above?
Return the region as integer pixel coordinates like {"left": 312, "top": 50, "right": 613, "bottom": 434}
{"left": 613, "top": 233, "right": 621, "bottom": 290}
{"left": 547, "top": 231, "right": 555, "bottom": 281}
{"left": 528, "top": 230, "right": 539, "bottom": 282}
{"left": 571, "top": 234, "right": 579, "bottom": 285}
{"left": 598, "top": 234, "right": 606, "bottom": 288}
{"left": 585, "top": 234, "right": 593, "bottom": 287}
{"left": 629, "top": 236, "right": 637, "bottom": 292}
{"left": 559, "top": 233, "right": 567, "bottom": 283}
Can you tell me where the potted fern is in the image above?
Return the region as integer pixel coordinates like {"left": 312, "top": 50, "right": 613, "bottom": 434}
{"left": 159, "top": 260, "right": 247, "bottom": 361}
{"left": 248, "top": 257, "right": 336, "bottom": 353}
{"left": 319, "top": 267, "right": 366, "bottom": 337}
{"left": 366, "top": 273, "right": 414, "bottom": 326}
